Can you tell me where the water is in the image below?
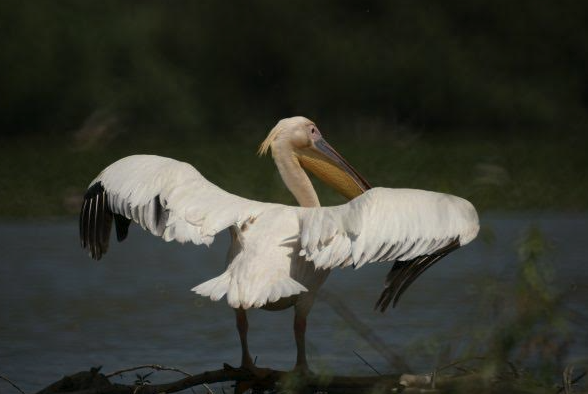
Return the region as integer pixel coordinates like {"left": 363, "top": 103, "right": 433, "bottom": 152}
{"left": 1, "top": 215, "right": 587, "bottom": 393}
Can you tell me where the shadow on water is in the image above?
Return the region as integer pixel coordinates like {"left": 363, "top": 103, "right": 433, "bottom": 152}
{"left": 0, "top": 213, "right": 587, "bottom": 392}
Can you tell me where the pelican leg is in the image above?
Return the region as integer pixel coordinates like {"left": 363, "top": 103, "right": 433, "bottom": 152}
{"left": 294, "top": 311, "right": 309, "bottom": 372}
{"left": 234, "top": 308, "right": 271, "bottom": 381}
{"left": 234, "top": 308, "right": 255, "bottom": 369}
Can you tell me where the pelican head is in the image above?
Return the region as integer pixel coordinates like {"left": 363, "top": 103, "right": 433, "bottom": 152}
{"left": 259, "top": 116, "right": 371, "bottom": 202}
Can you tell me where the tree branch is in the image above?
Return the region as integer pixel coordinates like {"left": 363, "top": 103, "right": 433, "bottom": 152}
{"left": 318, "top": 289, "right": 411, "bottom": 372}
{"left": 36, "top": 364, "right": 403, "bottom": 394}
{"left": 105, "top": 364, "right": 192, "bottom": 379}
{"left": 0, "top": 373, "right": 27, "bottom": 394}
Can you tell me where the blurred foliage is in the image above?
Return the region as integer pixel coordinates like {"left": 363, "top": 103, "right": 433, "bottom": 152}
{"left": 1, "top": 123, "right": 587, "bottom": 217}
{"left": 0, "top": 0, "right": 587, "bottom": 136}
{"left": 480, "top": 227, "right": 571, "bottom": 387}
{"left": 406, "top": 226, "right": 586, "bottom": 393}
{"left": 263, "top": 226, "right": 585, "bottom": 392}
{"left": 1, "top": 1, "right": 587, "bottom": 217}
{"left": 0, "top": 124, "right": 587, "bottom": 217}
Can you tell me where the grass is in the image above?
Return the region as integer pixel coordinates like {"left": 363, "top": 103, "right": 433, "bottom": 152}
{"left": 0, "top": 123, "right": 587, "bottom": 218}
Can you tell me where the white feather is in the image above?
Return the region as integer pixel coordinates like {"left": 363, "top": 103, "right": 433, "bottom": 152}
{"left": 299, "top": 188, "right": 479, "bottom": 269}
{"left": 86, "top": 155, "right": 479, "bottom": 310}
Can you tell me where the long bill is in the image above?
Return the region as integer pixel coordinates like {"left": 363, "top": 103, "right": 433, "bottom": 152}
{"left": 296, "top": 137, "right": 371, "bottom": 200}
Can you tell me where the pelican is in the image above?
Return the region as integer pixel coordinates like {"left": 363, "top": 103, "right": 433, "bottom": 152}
{"left": 79, "top": 116, "right": 479, "bottom": 373}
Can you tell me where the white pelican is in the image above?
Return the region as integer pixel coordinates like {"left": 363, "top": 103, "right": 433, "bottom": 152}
{"left": 79, "top": 116, "right": 479, "bottom": 373}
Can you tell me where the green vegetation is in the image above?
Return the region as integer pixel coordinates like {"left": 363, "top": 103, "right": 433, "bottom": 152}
{"left": 1, "top": 1, "right": 586, "bottom": 217}
{"left": 1, "top": 124, "right": 586, "bottom": 218}
{"left": 399, "top": 226, "right": 585, "bottom": 393}
{"left": 1, "top": 1, "right": 587, "bottom": 137}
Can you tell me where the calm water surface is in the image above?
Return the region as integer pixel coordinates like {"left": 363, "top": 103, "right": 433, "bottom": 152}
{"left": 1, "top": 214, "right": 587, "bottom": 392}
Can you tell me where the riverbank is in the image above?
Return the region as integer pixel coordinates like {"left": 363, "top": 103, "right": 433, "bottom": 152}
{"left": 1, "top": 126, "right": 586, "bottom": 217}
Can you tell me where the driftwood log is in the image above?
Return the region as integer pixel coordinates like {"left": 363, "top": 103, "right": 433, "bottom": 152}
{"left": 26, "top": 362, "right": 587, "bottom": 394}
{"left": 32, "top": 364, "right": 525, "bottom": 394}
{"left": 35, "top": 364, "right": 407, "bottom": 394}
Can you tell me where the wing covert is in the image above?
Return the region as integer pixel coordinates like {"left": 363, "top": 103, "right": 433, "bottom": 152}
{"left": 299, "top": 188, "right": 479, "bottom": 268}
{"left": 298, "top": 188, "right": 479, "bottom": 310}
{"left": 80, "top": 155, "right": 272, "bottom": 259}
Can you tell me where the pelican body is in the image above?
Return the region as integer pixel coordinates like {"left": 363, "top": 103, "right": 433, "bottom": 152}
{"left": 79, "top": 117, "right": 479, "bottom": 372}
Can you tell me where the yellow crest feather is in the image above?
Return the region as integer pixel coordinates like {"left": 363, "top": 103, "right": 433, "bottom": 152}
{"left": 257, "top": 124, "right": 281, "bottom": 157}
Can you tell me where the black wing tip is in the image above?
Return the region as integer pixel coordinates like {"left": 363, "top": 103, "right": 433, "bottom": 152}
{"left": 114, "top": 214, "right": 131, "bottom": 242}
{"left": 374, "top": 297, "right": 397, "bottom": 313}
{"left": 374, "top": 238, "right": 461, "bottom": 312}
{"left": 84, "top": 182, "right": 105, "bottom": 199}
{"left": 80, "top": 181, "right": 113, "bottom": 260}
{"left": 374, "top": 291, "right": 393, "bottom": 313}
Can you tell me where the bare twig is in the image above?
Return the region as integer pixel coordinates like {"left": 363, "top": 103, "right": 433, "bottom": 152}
{"left": 557, "top": 366, "right": 586, "bottom": 394}
{"left": 563, "top": 365, "right": 574, "bottom": 394}
{"left": 353, "top": 350, "right": 381, "bottom": 376}
{"left": 106, "top": 364, "right": 192, "bottom": 379}
{"left": 437, "top": 356, "right": 485, "bottom": 372}
{"left": 506, "top": 361, "right": 520, "bottom": 378}
{"left": 201, "top": 382, "right": 214, "bottom": 394}
{"left": 105, "top": 365, "right": 220, "bottom": 394}
{"left": 0, "top": 373, "right": 27, "bottom": 394}
{"left": 453, "top": 366, "right": 475, "bottom": 374}
{"left": 319, "top": 289, "right": 411, "bottom": 372}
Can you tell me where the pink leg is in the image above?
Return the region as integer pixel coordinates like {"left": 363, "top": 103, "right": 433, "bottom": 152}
{"left": 294, "top": 313, "right": 308, "bottom": 371}
{"left": 235, "top": 308, "right": 254, "bottom": 369}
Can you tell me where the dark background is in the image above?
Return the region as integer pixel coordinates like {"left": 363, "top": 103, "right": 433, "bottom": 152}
{"left": 2, "top": 0, "right": 587, "bottom": 136}
{"left": 1, "top": 0, "right": 587, "bottom": 216}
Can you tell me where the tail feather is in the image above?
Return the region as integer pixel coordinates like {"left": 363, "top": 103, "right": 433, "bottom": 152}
{"left": 192, "top": 272, "right": 232, "bottom": 301}
{"left": 192, "top": 272, "right": 307, "bottom": 309}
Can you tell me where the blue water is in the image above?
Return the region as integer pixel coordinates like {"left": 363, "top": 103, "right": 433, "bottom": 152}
{"left": 0, "top": 214, "right": 587, "bottom": 393}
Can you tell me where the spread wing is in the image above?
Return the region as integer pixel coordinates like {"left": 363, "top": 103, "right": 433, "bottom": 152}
{"left": 79, "top": 155, "right": 272, "bottom": 260}
{"left": 79, "top": 155, "right": 479, "bottom": 312}
{"left": 299, "top": 188, "right": 479, "bottom": 311}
